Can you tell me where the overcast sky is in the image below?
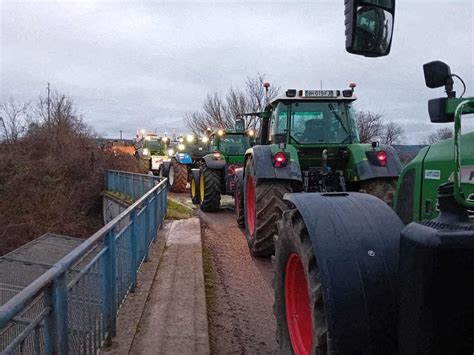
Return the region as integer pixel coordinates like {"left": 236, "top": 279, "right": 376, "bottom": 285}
{"left": 1, "top": 0, "right": 473, "bottom": 143}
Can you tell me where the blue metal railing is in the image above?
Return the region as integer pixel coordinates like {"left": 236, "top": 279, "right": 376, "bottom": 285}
{"left": 0, "top": 171, "right": 168, "bottom": 354}
{"left": 105, "top": 170, "right": 161, "bottom": 201}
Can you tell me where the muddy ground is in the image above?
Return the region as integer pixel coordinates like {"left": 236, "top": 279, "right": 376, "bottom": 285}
{"left": 170, "top": 192, "right": 278, "bottom": 354}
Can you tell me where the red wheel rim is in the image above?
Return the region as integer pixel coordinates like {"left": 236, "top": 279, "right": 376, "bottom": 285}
{"left": 285, "top": 253, "right": 312, "bottom": 355}
{"left": 245, "top": 175, "right": 255, "bottom": 236}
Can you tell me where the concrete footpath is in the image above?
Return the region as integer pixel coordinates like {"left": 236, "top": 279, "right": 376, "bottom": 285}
{"left": 102, "top": 218, "right": 210, "bottom": 355}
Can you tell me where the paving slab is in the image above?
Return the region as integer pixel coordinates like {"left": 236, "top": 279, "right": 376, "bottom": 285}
{"left": 103, "top": 217, "right": 209, "bottom": 355}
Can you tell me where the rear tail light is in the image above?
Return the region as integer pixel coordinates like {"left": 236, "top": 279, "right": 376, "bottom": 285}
{"left": 376, "top": 151, "right": 387, "bottom": 166}
{"left": 273, "top": 152, "right": 288, "bottom": 168}
{"left": 213, "top": 152, "right": 221, "bottom": 159}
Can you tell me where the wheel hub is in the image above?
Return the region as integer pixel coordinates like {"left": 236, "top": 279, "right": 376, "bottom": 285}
{"left": 285, "top": 253, "right": 312, "bottom": 355}
{"left": 191, "top": 178, "right": 196, "bottom": 198}
{"left": 200, "top": 174, "right": 205, "bottom": 203}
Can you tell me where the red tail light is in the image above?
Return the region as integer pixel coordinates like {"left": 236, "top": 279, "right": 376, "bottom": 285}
{"left": 212, "top": 152, "right": 221, "bottom": 159}
{"left": 376, "top": 151, "right": 387, "bottom": 166}
{"left": 273, "top": 152, "right": 287, "bottom": 168}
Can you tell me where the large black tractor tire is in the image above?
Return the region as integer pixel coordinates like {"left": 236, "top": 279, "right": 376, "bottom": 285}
{"left": 274, "top": 193, "right": 403, "bottom": 354}
{"left": 244, "top": 156, "right": 292, "bottom": 257}
{"left": 199, "top": 165, "right": 221, "bottom": 212}
{"left": 274, "top": 208, "right": 328, "bottom": 354}
{"left": 170, "top": 158, "right": 188, "bottom": 193}
{"left": 190, "top": 171, "right": 200, "bottom": 204}
{"left": 235, "top": 174, "right": 245, "bottom": 228}
{"left": 360, "top": 177, "right": 397, "bottom": 204}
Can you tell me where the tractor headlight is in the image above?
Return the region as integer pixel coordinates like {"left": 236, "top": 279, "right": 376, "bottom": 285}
{"left": 217, "top": 129, "right": 224, "bottom": 136}
{"left": 201, "top": 136, "right": 209, "bottom": 143}
{"left": 178, "top": 144, "right": 185, "bottom": 151}
{"left": 143, "top": 148, "right": 150, "bottom": 156}
{"left": 168, "top": 149, "right": 174, "bottom": 156}
{"left": 186, "top": 135, "right": 194, "bottom": 143}
{"left": 248, "top": 130, "right": 255, "bottom": 137}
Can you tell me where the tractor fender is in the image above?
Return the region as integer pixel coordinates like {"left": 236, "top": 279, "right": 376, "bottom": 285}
{"left": 235, "top": 168, "right": 244, "bottom": 197}
{"left": 190, "top": 168, "right": 200, "bottom": 182}
{"left": 356, "top": 145, "right": 402, "bottom": 180}
{"left": 283, "top": 192, "right": 404, "bottom": 353}
{"left": 246, "top": 145, "right": 302, "bottom": 181}
{"left": 202, "top": 154, "right": 226, "bottom": 170}
{"left": 175, "top": 153, "right": 192, "bottom": 164}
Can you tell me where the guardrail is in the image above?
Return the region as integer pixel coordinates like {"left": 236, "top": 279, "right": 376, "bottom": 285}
{"left": 0, "top": 170, "right": 167, "bottom": 354}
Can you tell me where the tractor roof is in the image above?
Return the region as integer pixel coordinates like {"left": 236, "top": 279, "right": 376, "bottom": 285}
{"left": 268, "top": 88, "right": 357, "bottom": 109}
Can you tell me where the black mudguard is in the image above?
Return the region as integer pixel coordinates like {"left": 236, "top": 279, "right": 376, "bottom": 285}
{"left": 235, "top": 168, "right": 244, "bottom": 197}
{"left": 357, "top": 145, "right": 402, "bottom": 180}
{"left": 190, "top": 168, "right": 200, "bottom": 182}
{"left": 248, "top": 145, "right": 302, "bottom": 181}
{"left": 284, "top": 192, "right": 404, "bottom": 353}
{"left": 202, "top": 154, "right": 226, "bottom": 170}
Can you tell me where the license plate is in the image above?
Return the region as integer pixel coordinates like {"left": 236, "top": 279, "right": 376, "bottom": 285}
{"left": 302, "top": 90, "right": 336, "bottom": 98}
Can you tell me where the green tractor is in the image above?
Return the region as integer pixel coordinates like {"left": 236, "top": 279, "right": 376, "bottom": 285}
{"left": 272, "top": 60, "right": 474, "bottom": 355}
{"left": 191, "top": 118, "right": 255, "bottom": 213}
{"left": 393, "top": 63, "right": 474, "bottom": 224}
{"left": 235, "top": 87, "right": 402, "bottom": 256}
{"left": 270, "top": 0, "right": 474, "bottom": 352}
{"left": 134, "top": 134, "right": 171, "bottom": 175}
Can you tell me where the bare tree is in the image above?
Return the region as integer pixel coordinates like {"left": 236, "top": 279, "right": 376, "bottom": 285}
{"left": 356, "top": 110, "right": 404, "bottom": 145}
{"left": 424, "top": 127, "right": 453, "bottom": 145}
{"left": 185, "top": 73, "right": 280, "bottom": 134}
{"left": 381, "top": 121, "right": 405, "bottom": 145}
{"left": 356, "top": 111, "right": 384, "bottom": 143}
{"left": 0, "top": 98, "right": 30, "bottom": 143}
{"left": 29, "top": 92, "right": 92, "bottom": 152}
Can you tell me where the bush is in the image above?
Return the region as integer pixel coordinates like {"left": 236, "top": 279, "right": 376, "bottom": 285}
{"left": 0, "top": 94, "right": 143, "bottom": 255}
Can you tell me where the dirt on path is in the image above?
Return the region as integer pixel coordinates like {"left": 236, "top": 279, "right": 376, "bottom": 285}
{"left": 199, "top": 196, "right": 278, "bottom": 354}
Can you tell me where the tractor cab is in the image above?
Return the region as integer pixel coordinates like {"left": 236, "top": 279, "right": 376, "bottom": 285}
{"left": 211, "top": 120, "right": 255, "bottom": 164}
{"left": 265, "top": 88, "right": 359, "bottom": 146}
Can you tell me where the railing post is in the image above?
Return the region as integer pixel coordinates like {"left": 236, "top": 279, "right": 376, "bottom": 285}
{"left": 103, "top": 229, "right": 117, "bottom": 345}
{"left": 129, "top": 209, "right": 138, "bottom": 292}
{"left": 46, "top": 273, "right": 69, "bottom": 354}
{"left": 154, "top": 190, "right": 159, "bottom": 238}
{"left": 163, "top": 184, "right": 168, "bottom": 223}
{"left": 43, "top": 285, "right": 54, "bottom": 354}
{"left": 144, "top": 198, "right": 151, "bottom": 262}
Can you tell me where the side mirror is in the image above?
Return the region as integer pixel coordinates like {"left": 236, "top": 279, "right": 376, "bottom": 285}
{"left": 428, "top": 98, "right": 453, "bottom": 123}
{"left": 235, "top": 118, "right": 245, "bottom": 132}
{"left": 273, "top": 133, "right": 287, "bottom": 145}
{"left": 345, "top": 0, "right": 395, "bottom": 57}
{"left": 423, "top": 61, "right": 452, "bottom": 89}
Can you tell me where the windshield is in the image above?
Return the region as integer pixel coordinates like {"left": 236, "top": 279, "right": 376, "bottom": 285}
{"left": 145, "top": 140, "right": 162, "bottom": 152}
{"left": 288, "top": 101, "right": 356, "bottom": 144}
{"left": 219, "top": 135, "right": 251, "bottom": 156}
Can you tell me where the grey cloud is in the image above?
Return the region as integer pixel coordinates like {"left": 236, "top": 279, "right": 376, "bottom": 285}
{"left": 1, "top": 0, "right": 473, "bottom": 142}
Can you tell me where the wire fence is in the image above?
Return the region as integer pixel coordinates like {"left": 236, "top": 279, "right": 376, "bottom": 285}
{"left": 0, "top": 170, "right": 167, "bottom": 354}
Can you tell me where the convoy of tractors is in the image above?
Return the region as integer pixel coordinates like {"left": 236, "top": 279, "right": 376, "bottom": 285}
{"left": 129, "top": 1, "right": 474, "bottom": 353}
